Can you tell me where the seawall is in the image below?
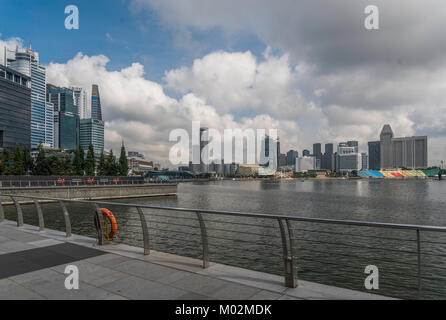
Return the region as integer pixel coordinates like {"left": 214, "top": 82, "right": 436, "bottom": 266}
{"left": 0, "top": 183, "right": 177, "bottom": 202}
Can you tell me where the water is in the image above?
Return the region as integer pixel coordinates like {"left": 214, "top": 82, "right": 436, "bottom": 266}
{"left": 5, "top": 179, "right": 446, "bottom": 299}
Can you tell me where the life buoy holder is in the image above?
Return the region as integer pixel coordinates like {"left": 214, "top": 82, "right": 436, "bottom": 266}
{"left": 94, "top": 208, "right": 118, "bottom": 240}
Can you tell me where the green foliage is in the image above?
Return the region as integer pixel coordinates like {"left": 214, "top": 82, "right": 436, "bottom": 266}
{"left": 72, "top": 145, "right": 85, "bottom": 176}
{"left": 0, "top": 149, "right": 12, "bottom": 175}
{"left": 98, "top": 149, "right": 106, "bottom": 176}
{"left": 119, "top": 142, "right": 129, "bottom": 176}
{"left": 105, "top": 149, "right": 119, "bottom": 176}
{"left": 34, "top": 143, "right": 48, "bottom": 175}
{"left": 22, "top": 146, "right": 34, "bottom": 174}
{"left": 13, "top": 145, "right": 25, "bottom": 175}
{"left": 85, "top": 143, "right": 95, "bottom": 176}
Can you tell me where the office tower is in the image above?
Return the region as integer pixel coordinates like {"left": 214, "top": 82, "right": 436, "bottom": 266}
{"left": 279, "top": 153, "right": 287, "bottom": 167}
{"left": 336, "top": 142, "right": 361, "bottom": 172}
{"left": 7, "top": 45, "right": 52, "bottom": 148}
{"left": 91, "top": 84, "right": 102, "bottom": 120}
{"left": 302, "top": 149, "right": 310, "bottom": 157}
{"left": 295, "top": 156, "right": 316, "bottom": 172}
{"left": 321, "top": 143, "right": 335, "bottom": 170}
{"left": 368, "top": 141, "right": 381, "bottom": 170}
{"left": 71, "top": 87, "right": 89, "bottom": 119}
{"left": 47, "top": 85, "right": 79, "bottom": 150}
{"left": 361, "top": 153, "right": 368, "bottom": 170}
{"left": 379, "top": 124, "right": 428, "bottom": 169}
{"left": 380, "top": 125, "right": 394, "bottom": 169}
{"left": 0, "top": 64, "right": 31, "bottom": 149}
{"left": 347, "top": 141, "right": 359, "bottom": 153}
{"left": 260, "top": 135, "right": 279, "bottom": 169}
{"left": 200, "top": 127, "right": 209, "bottom": 173}
{"left": 286, "top": 150, "right": 298, "bottom": 166}
{"left": 80, "top": 118, "right": 104, "bottom": 156}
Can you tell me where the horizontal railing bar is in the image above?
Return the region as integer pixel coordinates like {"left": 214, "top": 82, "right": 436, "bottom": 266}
{"left": 291, "top": 227, "right": 417, "bottom": 243}
{"left": 2, "top": 193, "right": 446, "bottom": 233}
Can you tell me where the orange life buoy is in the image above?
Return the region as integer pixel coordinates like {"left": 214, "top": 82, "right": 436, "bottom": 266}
{"left": 94, "top": 208, "right": 118, "bottom": 239}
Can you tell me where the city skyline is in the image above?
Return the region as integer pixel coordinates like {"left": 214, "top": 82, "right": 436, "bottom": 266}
{"left": 1, "top": 1, "right": 445, "bottom": 167}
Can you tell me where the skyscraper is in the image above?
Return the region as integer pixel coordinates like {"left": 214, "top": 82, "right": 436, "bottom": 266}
{"left": 286, "top": 150, "right": 298, "bottom": 166}
{"left": 378, "top": 124, "right": 428, "bottom": 169}
{"left": 71, "top": 87, "right": 89, "bottom": 119}
{"left": 80, "top": 118, "right": 104, "bottom": 155}
{"left": 200, "top": 127, "right": 209, "bottom": 173}
{"left": 368, "top": 141, "right": 381, "bottom": 170}
{"left": 0, "top": 64, "right": 31, "bottom": 149}
{"left": 47, "top": 85, "right": 79, "bottom": 150}
{"left": 313, "top": 143, "right": 322, "bottom": 169}
{"left": 302, "top": 149, "right": 310, "bottom": 157}
{"left": 91, "top": 84, "right": 102, "bottom": 121}
{"left": 7, "top": 45, "right": 52, "bottom": 148}
{"left": 321, "top": 143, "right": 334, "bottom": 170}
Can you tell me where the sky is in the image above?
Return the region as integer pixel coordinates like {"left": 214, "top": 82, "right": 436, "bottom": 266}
{"left": 1, "top": 0, "right": 446, "bottom": 167}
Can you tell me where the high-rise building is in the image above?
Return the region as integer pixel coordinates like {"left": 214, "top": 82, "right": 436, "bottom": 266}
{"left": 378, "top": 124, "right": 428, "bottom": 169}
{"left": 80, "top": 118, "right": 104, "bottom": 156}
{"left": 368, "top": 141, "right": 381, "bottom": 170}
{"left": 0, "top": 64, "right": 31, "bottom": 149}
{"left": 7, "top": 45, "right": 52, "bottom": 148}
{"left": 361, "top": 153, "right": 368, "bottom": 170}
{"left": 347, "top": 141, "right": 359, "bottom": 152}
{"left": 91, "top": 84, "right": 102, "bottom": 121}
{"left": 302, "top": 149, "right": 310, "bottom": 157}
{"left": 295, "top": 156, "right": 316, "bottom": 172}
{"left": 71, "top": 87, "right": 89, "bottom": 119}
{"left": 47, "top": 85, "right": 79, "bottom": 150}
{"left": 321, "top": 143, "right": 335, "bottom": 170}
{"left": 286, "top": 150, "right": 298, "bottom": 166}
{"left": 260, "top": 135, "right": 279, "bottom": 170}
{"left": 336, "top": 142, "right": 361, "bottom": 172}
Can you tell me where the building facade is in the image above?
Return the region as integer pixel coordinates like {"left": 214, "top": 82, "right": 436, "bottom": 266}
{"left": 286, "top": 150, "right": 298, "bottom": 166}
{"left": 71, "top": 87, "right": 89, "bottom": 119}
{"left": 336, "top": 142, "right": 361, "bottom": 172}
{"left": 0, "top": 65, "right": 31, "bottom": 149}
{"left": 379, "top": 124, "right": 428, "bottom": 169}
{"left": 91, "top": 84, "right": 102, "bottom": 121}
{"left": 368, "top": 141, "right": 381, "bottom": 170}
{"left": 80, "top": 118, "right": 104, "bottom": 155}
{"left": 295, "top": 156, "right": 316, "bottom": 172}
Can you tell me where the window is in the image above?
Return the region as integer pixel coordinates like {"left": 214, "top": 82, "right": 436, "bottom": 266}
{"left": 6, "top": 72, "right": 13, "bottom": 80}
{"left": 0, "top": 70, "right": 5, "bottom": 78}
{"left": 14, "top": 75, "right": 21, "bottom": 83}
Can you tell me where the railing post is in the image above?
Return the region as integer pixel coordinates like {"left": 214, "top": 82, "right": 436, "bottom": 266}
{"left": 34, "top": 199, "right": 45, "bottom": 231}
{"left": 417, "top": 229, "right": 422, "bottom": 299}
{"left": 195, "top": 211, "right": 210, "bottom": 268}
{"left": 11, "top": 196, "right": 24, "bottom": 227}
{"left": 58, "top": 200, "right": 71, "bottom": 238}
{"left": 136, "top": 207, "right": 150, "bottom": 255}
{"left": 278, "top": 218, "right": 298, "bottom": 288}
{"left": 0, "top": 201, "right": 4, "bottom": 222}
{"left": 93, "top": 203, "right": 105, "bottom": 246}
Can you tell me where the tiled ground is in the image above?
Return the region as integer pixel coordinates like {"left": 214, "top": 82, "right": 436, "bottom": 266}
{"left": 0, "top": 221, "right": 393, "bottom": 300}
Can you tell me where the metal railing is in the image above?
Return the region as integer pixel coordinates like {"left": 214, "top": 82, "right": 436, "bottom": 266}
{"left": 1, "top": 193, "right": 446, "bottom": 299}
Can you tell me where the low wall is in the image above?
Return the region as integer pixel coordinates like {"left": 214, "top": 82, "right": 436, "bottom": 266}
{"left": 0, "top": 184, "right": 177, "bottom": 202}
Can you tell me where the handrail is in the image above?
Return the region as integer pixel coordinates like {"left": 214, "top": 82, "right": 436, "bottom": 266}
{"left": 2, "top": 192, "right": 446, "bottom": 299}
{"left": 1, "top": 193, "right": 445, "bottom": 233}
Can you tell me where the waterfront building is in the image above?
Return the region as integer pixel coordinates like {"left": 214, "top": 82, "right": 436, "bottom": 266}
{"left": 7, "top": 46, "right": 52, "bottom": 148}
{"left": 368, "top": 141, "right": 381, "bottom": 170}
{"left": 279, "top": 153, "right": 287, "bottom": 167}
{"left": 47, "top": 85, "right": 79, "bottom": 150}
{"left": 336, "top": 142, "right": 361, "bottom": 172}
{"left": 379, "top": 124, "right": 428, "bottom": 169}
{"left": 286, "top": 150, "right": 298, "bottom": 166}
{"left": 295, "top": 156, "right": 316, "bottom": 172}
{"left": 0, "top": 64, "right": 31, "bottom": 149}
{"left": 321, "top": 143, "right": 334, "bottom": 171}
{"left": 200, "top": 127, "right": 209, "bottom": 173}
{"left": 361, "top": 153, "right": 368, "bottom": 170}
{"left": 79, "top": 118, "right": 104, "bottom": 155}
{"left": 260, "top": 135, "right": 279, "bottom": 170}
{"left": 313, "top": 143, "right": 322, "bottom": 168}
{"left": 127, "top": 151, "right": 153, "bottom": 173}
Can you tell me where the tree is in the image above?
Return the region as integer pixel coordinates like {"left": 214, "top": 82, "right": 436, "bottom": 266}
{"left": 105, "top": 149, "right": 119, "bottom": 176}
{"left": 98, "top": 149, "right": 106, "bottom": 176}
{"left": 0, "top": 149, "right": 12, "bottom": 175}
{"left": 85, "top": 143, "right": 95, "bottom": 176}
{"left": 13, "top": 145, "right": 25, "bottom": 175}
{"left": 34, "top": 143, "right": 48, "bottom": 175}
{"left": 22, "top": 146, "right": 34, "bottom": 174}
{"left": 118, "top": 142, "right": 129, "bottom": 176}
{"left": 72, "top": 145, "right": 85, "bottom": 176}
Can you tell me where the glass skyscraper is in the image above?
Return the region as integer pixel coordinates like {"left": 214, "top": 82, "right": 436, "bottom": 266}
{"left": 7, "top": 46, "right": 53, "bottom": 148}
{"left": 80, "top": 118, "right": 104, "bottom": 156}
{"left": 91, "top": 84, "right": 102, "bottom": 120}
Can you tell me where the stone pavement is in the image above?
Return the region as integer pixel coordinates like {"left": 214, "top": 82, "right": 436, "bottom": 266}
{"left": 0, "top": 220, "right": 394, "bottom": 300}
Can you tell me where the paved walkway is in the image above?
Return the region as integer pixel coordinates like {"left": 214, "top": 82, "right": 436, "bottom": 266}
{"left": 0, "top": 220, "right": 393, "bottom": 300}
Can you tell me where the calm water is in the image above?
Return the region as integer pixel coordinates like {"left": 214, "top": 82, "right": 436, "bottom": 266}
{"left": 5, "top": 179, "right": 446, "bottom": 299}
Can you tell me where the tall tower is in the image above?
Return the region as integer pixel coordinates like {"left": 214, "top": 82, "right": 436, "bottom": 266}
{"left": 91, "top": 84, "right": 102, "bottom": 121}
{"left": 380, "top": 124, "right": 394, "bottom": 169}
{"left": 7, "top": 45, "right": 52, "bottom": 148}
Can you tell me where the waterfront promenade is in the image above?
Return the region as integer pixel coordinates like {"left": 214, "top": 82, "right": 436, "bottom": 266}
{"left": 0, "top": 220, "right": 390, "bottom": 300}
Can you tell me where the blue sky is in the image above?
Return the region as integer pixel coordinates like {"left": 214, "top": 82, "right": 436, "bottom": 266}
{"left": 0, "top": 0, "right": 265, "bottom": 82}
